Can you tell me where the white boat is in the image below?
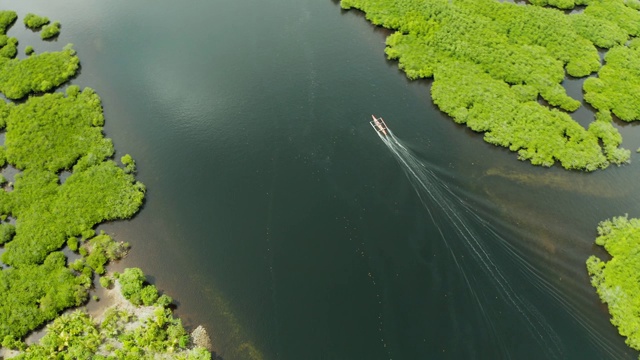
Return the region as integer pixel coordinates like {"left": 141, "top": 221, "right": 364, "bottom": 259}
{"left": 370, "top": 115, "right": 389, "bottom": 136}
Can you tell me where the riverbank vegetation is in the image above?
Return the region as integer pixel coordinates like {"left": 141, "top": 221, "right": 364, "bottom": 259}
{"left": 0, "top": 11, "right": 213, "bottom": 359}
{"left": 339, "top": 0, "right": 640, "bottom": 170}
{"left": 587, "top": 215, "right": 640, "bottom": 352}
{"left": 13, "top": 270, "right": 210, "bottom": 359}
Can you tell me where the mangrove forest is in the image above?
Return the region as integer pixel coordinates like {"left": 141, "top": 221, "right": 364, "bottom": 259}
{"left": 0, "top": 9, "right": 212, "bottom": 359}
{"left": 340, "top": 0, "right": 640, "bottom": 171}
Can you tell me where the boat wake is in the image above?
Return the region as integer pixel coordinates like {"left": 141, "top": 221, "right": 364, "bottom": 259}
{"left": 373, "top": 125, "right": 565, "bottom": 359}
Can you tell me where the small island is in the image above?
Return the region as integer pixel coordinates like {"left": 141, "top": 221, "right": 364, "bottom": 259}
{"left": 23, "top": 13, "right": 49, "bottom": 30}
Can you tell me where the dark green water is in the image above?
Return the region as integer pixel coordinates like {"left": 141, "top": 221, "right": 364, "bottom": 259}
{"left": 3, "top": 0, "right": 640, "bottom": 358}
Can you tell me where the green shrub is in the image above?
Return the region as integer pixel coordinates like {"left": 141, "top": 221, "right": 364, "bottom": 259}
{"left": 121, "top": 153, "right": 136, "bottom": 174}
{"left": 156, "top": 294, "right": 173, "bottom": 308}
{"left": 0, "top": 36, "right": 18, "bottom": 59}
{"left": 0, "top": 223, "right": 15, "bottom": 244}
{"left": 583, "top": 45, "right": 640, "bottom": 121}
{"left": 23, "top": 13, "right": 49, "bottom": 30}
{"left": 119, "top": 267, "right": 146, "bottom": 305}
{"left": 0, "top": 10, "right": 16, "bottom": 35}
{"left": 1, "top": 335, "right": 25, "bottom": 351}
{"left": 99, "top": 275, "right": 113, "bottom": 289}
{"left": 141, "top": 285, "right": 159, "bottom": 306}
{"left": 82, "top": 228, "right": 96, "bottom": 240}
{"left": 82, "top": 234, "right": 128, "bottom": 275}
{"left": 67, "top": 236, "right": 79, "bottom": 251}
{"left": 24, "top": 45, "right": 34, "bottom": 56}
{"left": 0, "top": 252, "right": 90, "bottom": 340}
{"left": 40, "top": 21, "right": 60, "bottom": 40}
{"left": 70, "top": 258, "right": 85, "bottom": 272}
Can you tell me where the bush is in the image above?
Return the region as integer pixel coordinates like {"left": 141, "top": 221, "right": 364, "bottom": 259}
{"left": 40, "top": 21, "right": 60, "bottom": 40}
{"left": 99, "top": 275, "right": 113, "bottom": 289}
{"left": 23, "top": 13, "right": 49, "bottom": 30}
{"left": 83, "top": 234, "right": 128, "bottom": 275}
{"left": 67, "top": 236, "right": 79, "bottom": 251}
{"left": 0, "top": 10, "right": 16, "bottom": 35}
{"left": 156, "top": 294, "right": 173, "bottom": 308}
{"left": 118, "top": 267, "right": 146, "bottom": 305}
{"left": 0, "top": 36, "right": 18, "bottom": 59}
{"left": 141, "top": 285, "right": 159, "bottom": 306}
{"left": 24, "top": 45, "right": 33, "bottom": 56}
{"left": 121, "top": 153, "right": 136, "bottom": 174}
{"left": 583, "top": 45, "right": 640, "bottom": 122}
{"left": 0, "top": 223, "right": 15, "bottom": 244}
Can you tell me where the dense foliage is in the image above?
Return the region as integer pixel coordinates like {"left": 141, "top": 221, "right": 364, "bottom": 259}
{"left": 0, "top": 223, "right": 15, "bottom": 244}
{"left": 0, "top": 11, "right": 146, "bottom": 343}
{"left": 339, "top": 0, "right": 638, "bottom": 170}
{"left": 23, "top": 13, "right": 49, "bottom": 30}
{"left": 0, "top": 10, "right": 205, "bottom": 360}
{"left": 0, "top": 10, "right": 16, "bottom": 34}
{"left": 117, "top": 268, "right": 162, "bottom": 307}
{"left": 583, "top": 0, "right": 640, "bottom": 36}
{"left": 121, "top": 154, "right": 136, "bottom": 174}
{"left": 0, "top": 11, "right": 18, "bottom": 60}
{"left": 587, "top": 216, "right": 640, "bottom": 351}
{"left": 15, "top": 294, "right": 210, "bottom": 359}
{"left": 583, "top": 40, "right": 640, "bottom": 121}
{"left": 0, "top": 44, "right": 79, "bottom": 99}
{"left": 40, "top": 21, "right": 60, "bottom": 40}
{"left": 0, "top": 84, "right": 145, "bottom": 266}
{"left": 76, "top": 232, "right": 130, "bottom": 275}
{"left": 1, "top": 159, "right": 145, "bottom": 266}
{"left": 0, "top": 251, "right": 91, "bottom": 341}
{"left": 5, "top": 86, "right": 111, "bottom": 171}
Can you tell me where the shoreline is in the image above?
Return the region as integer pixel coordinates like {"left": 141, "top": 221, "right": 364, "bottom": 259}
{"left": 2, "top": 272, "right": 213, "bottom": 359}
{"left": 0, "top": 8, "right": 215, "bottom": 359}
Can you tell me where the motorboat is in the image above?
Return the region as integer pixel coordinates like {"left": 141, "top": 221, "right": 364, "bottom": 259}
{"left": 370, "top": 115, "right": 389, "bottom": 136}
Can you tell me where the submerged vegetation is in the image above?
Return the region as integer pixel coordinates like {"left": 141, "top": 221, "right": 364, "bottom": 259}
{"left": 0, "top": 10, "right": 213, "bottom": 359}
{"left": 587, "top": 216, "right": 640, "bottom": 352}
{"left": 339, "top": 0, "right": 640, "bottom": 170}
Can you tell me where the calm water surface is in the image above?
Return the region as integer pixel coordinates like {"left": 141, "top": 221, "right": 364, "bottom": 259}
{"left": 2, "top": 0, "right": 640, "bottom": 359}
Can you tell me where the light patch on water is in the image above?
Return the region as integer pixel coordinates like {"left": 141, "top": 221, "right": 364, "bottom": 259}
{"left": 188, "top": 272, "right": 265, "bottom": 360}
{"left": 483, "top": 167, "right": 633, "bottom": 199}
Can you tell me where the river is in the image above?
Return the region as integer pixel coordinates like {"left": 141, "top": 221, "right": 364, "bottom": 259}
{"left": 2, "top": 0, "right": 640, "bottom": 358}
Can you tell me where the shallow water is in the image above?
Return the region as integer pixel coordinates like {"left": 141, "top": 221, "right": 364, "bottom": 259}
{"left": 2, "top": 0, "right": 640, "bottom": 358}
